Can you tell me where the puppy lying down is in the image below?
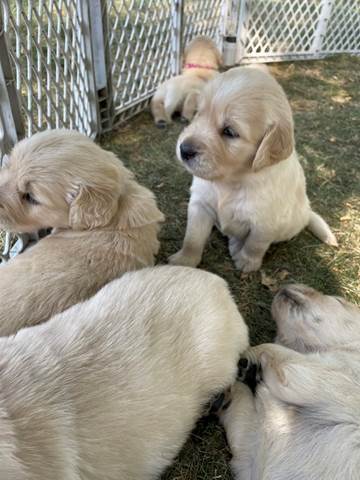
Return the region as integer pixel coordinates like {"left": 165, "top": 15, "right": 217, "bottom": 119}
{"left": 0, "top": 266, "right": 249, "bottom": 480}
{"left": 151, "top": 36, "right": 221, "bottom": 127}
{"left": 220, "top": 285, "right": 360, "bottom": 480}
{"left": 170, "top": 67, "right": 337, "bottom": 272}
{"left": 0, "top": 129, "right": 164, "bottom": 336}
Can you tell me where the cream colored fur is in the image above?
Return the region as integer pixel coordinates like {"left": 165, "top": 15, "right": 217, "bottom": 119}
{"left": 0, "top": 129, "right": 164, "bottom": 336}
{"left": 151, "top": 36, "right": 221, "bottom": 126}
{"left": 221, "top": 284, "right": 360, "bottom": 480}
{"left": 0, "top": 266, "right": 249, "bottom": 480}
{"left": 169, "top": 67, "right": 337, "bottom": 272}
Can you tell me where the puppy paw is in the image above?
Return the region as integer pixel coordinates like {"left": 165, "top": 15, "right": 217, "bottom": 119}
{"left": 205, "top": 387, "right": 233, "bottom": 416}
{"left": 237, "top": 356, "right": 262, "bottom": 394}
{"left": 155, "top": 119, "right": 168, "bottom": 129}
{"left": 233, "top": 252, "right": 262, "bottom": 272}
{"left": 168, "top": 249, "right": 200, "bottom": 267}
{"left": 228, "top": 236, "right": 245, "bottom": 258}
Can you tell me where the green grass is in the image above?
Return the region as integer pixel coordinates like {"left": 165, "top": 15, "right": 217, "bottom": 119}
{"left": 104, "top": 54, "right": 359, "bottom": 479}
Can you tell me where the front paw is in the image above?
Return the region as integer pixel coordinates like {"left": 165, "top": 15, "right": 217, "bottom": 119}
{"left": 228, "top": 236, "right": 245, "bottom": 258}
{"left": 233, "top": 251, "right": 262, "bottom": 272}
{"left": 168, "top": 249, "right": 201, "bottom": 267}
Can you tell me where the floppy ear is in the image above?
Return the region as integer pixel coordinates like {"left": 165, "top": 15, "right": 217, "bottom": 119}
{"left": 68, "top": 166, "right": 125, "bottom": 230}
{"left": 252, "top": 120, "right": 294, "bottom": 172}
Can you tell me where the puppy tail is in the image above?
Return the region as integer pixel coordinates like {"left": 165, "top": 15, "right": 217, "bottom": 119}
{"left": 307, "top": 210, "right": 338, "bottom": 246}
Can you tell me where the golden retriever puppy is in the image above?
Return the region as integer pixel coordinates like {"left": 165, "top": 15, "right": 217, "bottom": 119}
{"left": 220, "top": 285, "right": 360, "bottom": 480}
{"left": 151, "top": 36, "right": 221, "bottom": 127}
{"left": 0, "top": 266, "right": 249, "bottom": 480}
{"left": 0, "top": 129, "right": 164, "bottom": 336}
{"left": 169, "top": 67, "right": 337, "bottom": 272}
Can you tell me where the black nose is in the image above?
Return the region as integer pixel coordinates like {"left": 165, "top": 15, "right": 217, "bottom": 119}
{"left": 180, "top": 142, "right": 197, "bottom": 162}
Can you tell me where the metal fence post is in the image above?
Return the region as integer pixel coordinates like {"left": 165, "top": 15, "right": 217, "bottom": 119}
{"left": 0, "top": 11, "right": 28, "bottom": 262}
{"left": 77, "top": 0, "right": 101, "bottom": 137}
{"left": 311, "top": 0, "right": 335, "bottom": 54}
{"left": 236, "top": 0, "right": 251, "bottom": 64}
{"left": 88, "top": 0, "right": 114, "bottom": 134}
{"left": 0, "top": 9, "right": 24, "bottom": 157}
{"left": 0, "top": 10, "right": 35, "bottom": 261}
{"left": 222, "top": 0, "right": 241, "bottom": 66}
{"left": 171, "top": 0, "right": 184, "bottom": 76}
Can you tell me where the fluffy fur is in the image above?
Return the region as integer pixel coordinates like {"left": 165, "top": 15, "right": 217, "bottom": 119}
{"left": 0, "top": 129, "right": 164, "bottom": 336}
{"left": 151, "top": 36, "right": 221, "bottom": 127}
{"left": 169, "top": 67, "right": 337, "bottom": 272}
{"left": 0, "top": 266, "right": 249, "bottom": 480}
{"left": 220, "top": 284, "right": 360, "bottom": 480}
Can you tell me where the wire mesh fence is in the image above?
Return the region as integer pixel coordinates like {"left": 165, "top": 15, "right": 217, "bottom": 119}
{"left": 1, "top": 0, "right": 359, "bottom": 144}
{"left": 1, "top": 0, "right": 98, "bottom": 139}
{"left": 105, "top": 0, "right": 174, "bottom": 124}
{"left": 182, "top": 0, "right": 224, "bottom": 49}
{"left": 104, "top": 0, "right": 225, "bottom": 125}
{"left": 322, "top": 0, "right": 360, "bottom": 53}
{"left": 237, "top": 0, "right": 360, "bottom": 63}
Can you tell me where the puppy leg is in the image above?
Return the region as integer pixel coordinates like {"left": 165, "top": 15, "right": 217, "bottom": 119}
{"left": 220, "top": 382, "right": 258, "bottom": 480}
{"left": 169, "top": 201, "right": 214, "bottom": 267}
{"left": 151, "top": 93, "right": 168, "bottom": 128}
{"left": 181, "top": 90, "right": 199, "bottom": 123}
{"left": 231, "top": 231, "right": 271, "bottom": 272}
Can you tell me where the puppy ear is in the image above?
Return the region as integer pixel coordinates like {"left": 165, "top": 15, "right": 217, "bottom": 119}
{"left": 252, "top": 119, "right": 294, "bottom": 172}
{"left": 68, "top": 165, "right": 125, "bottom": 230}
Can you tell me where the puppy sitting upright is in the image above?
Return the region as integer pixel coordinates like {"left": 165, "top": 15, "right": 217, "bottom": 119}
{"left": 151, "top": 36, "right": 221, "bottom": 127}
{"left": 0, "top": 129, "right": 164, "bottom": 336}
{"left": 170, "top": 67, "right": 337, "bottom": 272}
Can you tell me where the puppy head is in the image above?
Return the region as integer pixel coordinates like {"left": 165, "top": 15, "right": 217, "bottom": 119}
{"left": 272, "top": 284, "right": 360, "bottom": 352}
{"left": 176, "top": 67, "right": 294, "bottom": 181}
{"left": 184, "top": 35, "right": 222, "bottom": 70}
{"left": 0, "top": 129, "right": 127, "bottom": 233}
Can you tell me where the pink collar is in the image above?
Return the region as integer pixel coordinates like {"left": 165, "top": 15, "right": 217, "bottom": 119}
{"left": 183, "top": 63, "right": 217, "bottom": 70}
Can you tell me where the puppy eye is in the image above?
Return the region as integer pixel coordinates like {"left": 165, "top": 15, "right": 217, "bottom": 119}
{"left": 23, "top": 192, "right": 39, "bottom": 206}
{"left": 222, "top": 126, "right": 239, "bottom": 138}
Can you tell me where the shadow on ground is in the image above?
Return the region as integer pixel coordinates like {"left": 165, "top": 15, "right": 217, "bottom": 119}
{"left": 101, "top": 54, "right": 359, "bottom": 480}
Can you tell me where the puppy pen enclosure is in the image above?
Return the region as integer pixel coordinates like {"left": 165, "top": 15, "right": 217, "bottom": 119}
{"left": 0, "top": 0, "right": 359, "bottom": 259}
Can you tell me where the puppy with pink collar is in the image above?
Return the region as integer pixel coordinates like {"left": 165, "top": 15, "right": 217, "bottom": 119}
{"left": 151, "top": 36, "right": 221, "bottom": 127}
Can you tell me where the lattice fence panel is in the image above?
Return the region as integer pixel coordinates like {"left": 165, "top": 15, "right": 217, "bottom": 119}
{"left": 105, "top": 0, "right": 174, "bottom": 122}
{"left": 182, "top": 0, "right": 224, "bottom": 49}
{"left": 1, "top": 0, "right": 97, "bottom": 138}
{"left": 239, "top": 0, "right": 324, "bottom": 62}
{"left": 322, "top": 0, "right": 360, "bottom": 53}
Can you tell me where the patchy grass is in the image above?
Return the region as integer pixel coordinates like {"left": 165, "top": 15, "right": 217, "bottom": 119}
{"left": 101, "top": 54, "right": 359, "bottom": 479}
{"left": 0, "top": 231, "right": 5, "bottom": 253}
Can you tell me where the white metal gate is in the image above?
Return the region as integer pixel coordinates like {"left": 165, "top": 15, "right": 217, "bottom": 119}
{"left": 236, "top": 0, "right": 360, "bottom": 64}
{"left": 1, "top": 1, "right": 98, "bottom": 139}
{"left": 0, "top": 0, "right": 359, "bottom": 148}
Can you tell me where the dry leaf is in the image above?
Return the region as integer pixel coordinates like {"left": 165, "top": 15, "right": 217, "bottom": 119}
{"left": 261, "top": 269, "right": 290, "bottom": 292}
{"left": 260, "top": 271, "right": 278, "bottom": 292}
